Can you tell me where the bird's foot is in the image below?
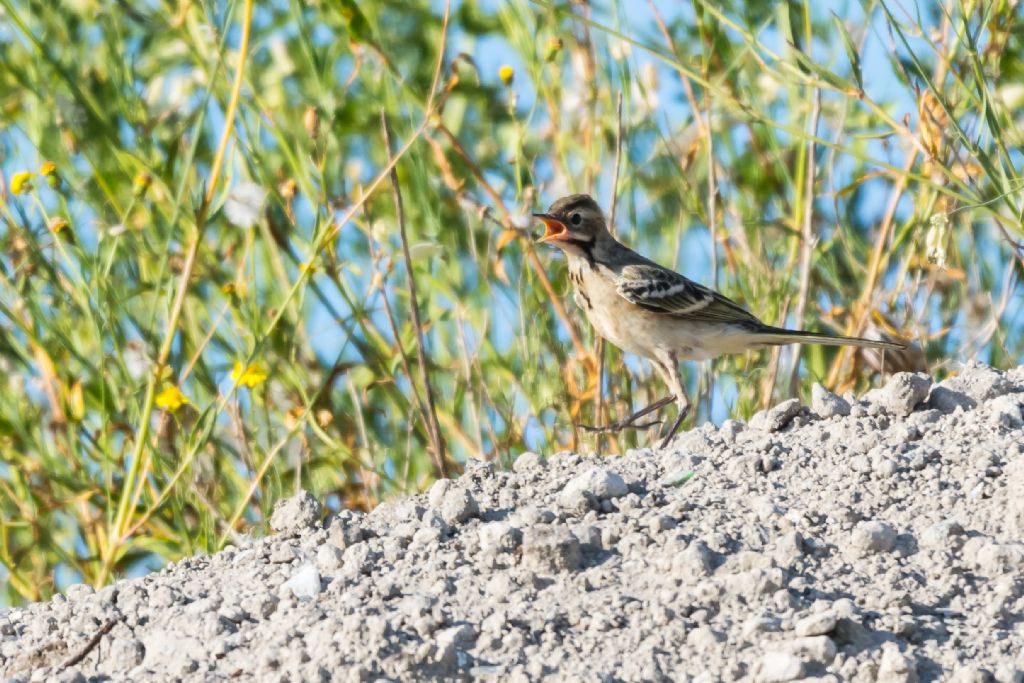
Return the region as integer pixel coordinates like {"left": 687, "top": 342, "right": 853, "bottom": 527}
{"left": 579, "top": 395, "right": 674, "bottom": 434}
{"left": 658, "top": 404, "right": 691, "bottom": 449}
{"left": 580, "top": 418, "right": 663, "bottom": 434}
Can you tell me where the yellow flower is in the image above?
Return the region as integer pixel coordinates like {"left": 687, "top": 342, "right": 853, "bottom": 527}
{"left": 232, "top": 361, "right": 268, "bottom": 388}
{"left": 67, "top": 379, "right": 85, "bottom": 422}
{"left": 40, "top": 161, "right": 57, "bottom": 176}
{"left": 279, "top": 178, "right": 297, "bottom": 200}
{"left": 155, "top": 385, "right": 190, "bottom": 411}
{"left": 544, "top": 37, "right": 563, "bottom": 62}
{"left": 499, "top": 65, "right": 514, "bottom": 86}
{"left": 133, "top": 172, "right": 152, "bottom": 197}
{"left": 49, "top": 217, "right": 69, "bottom": 235}
{"left": 10, "top": 172, "right": 33, "bottom": 195}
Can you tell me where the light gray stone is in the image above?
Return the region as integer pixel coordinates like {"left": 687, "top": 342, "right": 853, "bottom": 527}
{"left": 874, "top": 373, "right": 932, "bottom": 416}
{"left": 521, "top": 525, "right": 581, "bottom": 573}
{"left": 558, "top": 467, "right": 628, "bottom": 510}
{"left": 513, "top": 451, "right": 546, "bottom": 472}
{"left": 919, "top": 520, "right": 963, "bottom": 549}
{"left": 988, "top": 394, "right": 1024, "bottom": 429}
{"left": 795, "top": 610, "right": 837, "bottom": 637}
{"left": 440, "top": 487, "right": 479, "bottom": 525}
{"left": 850, "top": 520, "right": 897, "bottom": 555}
{"left": 478, "top": 522, "right": 522, "bottom": 555}
{"left": 782, "top": 635, "right": 837, "bottom": 664}
{"left": 758, "top": 651, "right": 806, "bottom": 682}
{"left": 282, "top": 563, "right": 322, "bottom": 600}
{"left": 269, "top": 491, "right": 322, "bottom": 534}
{"left": 811, "top": 383, "right": 851, "bottom": 418}
{"left": 751, "top": 398, "right": 803, "bottom": 432}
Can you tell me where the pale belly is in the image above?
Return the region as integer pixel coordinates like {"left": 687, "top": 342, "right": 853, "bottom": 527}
{"left": 569, "top": 259, "right": 753, "bottom": 362}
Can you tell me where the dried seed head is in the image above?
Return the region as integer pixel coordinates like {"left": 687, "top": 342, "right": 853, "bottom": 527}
{"left": 917, "top": 91, "right": 949, "bottom": 159}
{"left": 925, "top": 212, "right": 949, "bottom": 268}
{"left": 279, "top": 178, "right": 298, "bottom": 201}
{"left": 304, "top": 106, "right": 320, "bottom": 139}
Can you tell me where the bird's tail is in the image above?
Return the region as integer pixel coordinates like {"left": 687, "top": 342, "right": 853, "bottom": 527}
{"left": 752, "top": 326, "right": 908, "bottom": 351}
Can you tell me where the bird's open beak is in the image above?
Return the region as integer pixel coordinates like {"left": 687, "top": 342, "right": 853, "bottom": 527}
{"left": 533, "top": 213, "right": 568, "bottom": 243}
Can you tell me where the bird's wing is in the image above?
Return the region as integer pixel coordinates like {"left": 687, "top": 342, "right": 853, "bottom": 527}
{"left": 614, "top": 263, "right": 761, "bottom": 324}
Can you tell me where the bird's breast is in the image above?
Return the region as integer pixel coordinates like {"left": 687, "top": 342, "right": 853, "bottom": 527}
{"left": 568, "top": 264, "right": 593, "bottom": 312}
{"left": 569, "top": 260, "right": 653, "bottom": 358}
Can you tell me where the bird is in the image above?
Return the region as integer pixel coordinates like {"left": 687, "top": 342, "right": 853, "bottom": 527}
{"left": 534, "top": 194, "right": 908, "bottom": 448}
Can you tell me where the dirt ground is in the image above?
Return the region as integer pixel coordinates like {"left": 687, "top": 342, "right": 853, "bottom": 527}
{"left": 3, "top": 362, "right": 1023, "bottom": 682}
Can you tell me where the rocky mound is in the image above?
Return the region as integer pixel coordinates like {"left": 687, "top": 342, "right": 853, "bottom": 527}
{"left": 3, "top": 363, "right": 1024, "bottom": 682}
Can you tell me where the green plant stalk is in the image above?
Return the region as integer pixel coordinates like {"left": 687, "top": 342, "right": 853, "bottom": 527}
{"left": 112, "top": 0, "right": 454, "bottom": 551}
{"left": 104, "top": 0, "right": 255, "bottom": 582}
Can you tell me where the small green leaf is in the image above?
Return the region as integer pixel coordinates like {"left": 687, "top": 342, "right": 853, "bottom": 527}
{"left": 408, "top": 242, "right": 445, "bottom": 260}
{"left": 666, "top": 470, "right": 695, "bottom": 487}
{"left": 349, "top": 365, "right": 376, "bottom": 389}
{"left": 831, "top": 13, "right": 863, "bottom": 92}
{"left": 336, "top": 0, "right": 372, "bottom": 43}
{"left": 789, "top": 47, "right": 856, "bottom": 92}
{"left": 834, "top": 170, "right": 886, "bottom": 197}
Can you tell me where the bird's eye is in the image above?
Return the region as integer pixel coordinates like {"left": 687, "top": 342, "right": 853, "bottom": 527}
{"left": 570, "top": 213, "right": 582, "bottom": 226}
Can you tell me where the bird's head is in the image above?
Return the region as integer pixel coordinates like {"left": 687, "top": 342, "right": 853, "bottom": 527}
{"left": 533, "top": 194, "right": 608, "bottom": 256}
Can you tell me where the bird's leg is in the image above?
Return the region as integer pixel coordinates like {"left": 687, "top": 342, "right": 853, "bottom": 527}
{"left": 579, "top": 395, "right": 675, "bottom": 434}
{"left": 659, "top": 401, "right": 690, "bottom": 449}
{"left": 654, "top": 354, "right": 691, "bottom": 449}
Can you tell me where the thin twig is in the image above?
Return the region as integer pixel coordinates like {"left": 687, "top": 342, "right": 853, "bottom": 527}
{"left": 227, "top": 397, "right": 258, "bottom": 478}
{"left": 762, "top": 299, "right": 790, "bottom": 408}
{"left": 364, "top": 204, "right": 432, "bottom": 460}
{"left": 826, "top": 151, "right": 918, "bottom": 387}
{"left": 347, "top": 377, "right": 378, "bottom": 506}
{"left": 858, "top": 158, "right": 917, "bottom": 310}
{"left": 646, "top": 0, "right": 708, "bottom": 140}
{"left": 433, "top": 124, "right": 587, "bottom": 356}
{"left": 649, "top": 0, "right": 718, "bottom": 415}
{"left": 703, "top": 90, "right": 718, "bottom": 419}
{"left": 381, "top": 111, "right": 448, "bottom": 479}
{"left": 61, "top": 617, "right": 119, "bottom": 669}
{"left": 597, "top": 92, "right": 625, "bottom": 454}
{"left": 828, "top": 4, "right": 957, "bottom": 388}
{"left": 706, "top": 114, "right": 718, "bottom": 290}
{"left": 607, "top": 92, "right": 625, "bottom": 234}
{"left": 454, "top": 310, "right": 485, "bottom": 456}
{"left": 789, "top": 90, "right": 821, "bottom": 395}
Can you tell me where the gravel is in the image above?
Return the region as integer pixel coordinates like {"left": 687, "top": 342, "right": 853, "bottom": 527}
{"left": 268, "top": 491, "right": 322, "bottom": 535}
{"left": 3, "top": 362, "right": 1024, "bottom": 682}
{"left": 811, "top": 383, "right": 852, "bottom": 419}
{"left": 867, "top": 372, "right": 933, "bottom": 417}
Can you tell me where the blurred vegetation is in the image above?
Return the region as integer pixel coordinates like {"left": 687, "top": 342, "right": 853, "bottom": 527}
{"left": 0, "top": 0, "right": 1022, "bottom": 603}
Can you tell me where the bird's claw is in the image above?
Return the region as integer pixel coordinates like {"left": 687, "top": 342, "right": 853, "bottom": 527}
{"left": 658, "top": 405, "right": 690, "bottom": 449}
{"left": 579, "top": 418, "right": 663, "bottom": 434}
{"left": 578, "top": 395, "right": 675, "bottom": 435}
